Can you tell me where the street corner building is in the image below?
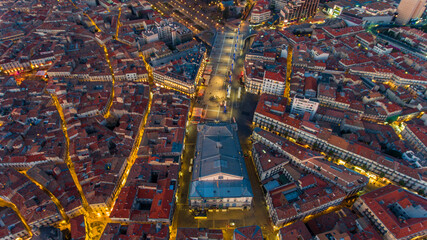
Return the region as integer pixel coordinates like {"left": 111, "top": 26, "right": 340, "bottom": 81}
{"left": 189, "top": 123, "right": 253, "bottom": 210}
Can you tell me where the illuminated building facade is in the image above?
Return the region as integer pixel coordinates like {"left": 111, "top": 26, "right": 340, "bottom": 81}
{"left": 396, "top": 0, "right": 426, "bottom": 25}
{"left": 152, "top": 44, "right": 206, "bottom": 95}
{"left": 279, "top": 0, "right": 320, "bottom": 23}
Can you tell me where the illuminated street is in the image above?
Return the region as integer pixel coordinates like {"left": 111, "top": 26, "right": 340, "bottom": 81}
{"left": 202, "top": 24, "right": 247, "bottom": 122}
{"left": 150, "top": 1, "right": 204, "bottom": 34}
{"left": 99, "top": 44, "right": 116, "bottom": 119}
{"left": 48, "top": 93, "right": 106, "bottom": 239}
{"left": 171, "top": 23, "right": 277, "bottom": 240}
{"left": 47, "top": 47, "right": 157, "bottom": 240}
{"left": 49, "top": 93, "right": 90, "bottom": 212}
{"left": 93, "top": 53, "right": 155, "bottom": 238}
{"left": 67, "top": 0, "right": 102, "bottom": 32}
{"left": 114, "top": 7, "right": 121, "bottom": 40}
{"left": 149, "top": 0, "right": 220, "bottom": 44}
{"left": 50, "top": 92, "right": 121, "bottom": 240}
{"left": 0, "top": 198, "right": 33, "bottom": 239}
{"left": 106, "top": 87, "right": 153, "bottom": 212}
{"left": 21, "top": 171, "right": 70, "bottom": 229}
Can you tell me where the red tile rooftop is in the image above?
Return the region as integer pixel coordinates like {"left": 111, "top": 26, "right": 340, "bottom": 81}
{"left": 101, "top": 222, "right": 169, "bottom": 240}
{"left": 110, "top": 186, "right": 137, "bottom": 219}
{"left": 279, "top": 30, "right": 304, "bottom": 43}
{"left": 176, "top": 228, "right": 223, "bottom": 240}
{"left": 304, "top": 77, "right": 317, "bottom": 93}
{"left": 253, "top": 143, "right": 289, "bottom": 172}
{"left": 70, "top": 215, "right": 85, "bottom": 240}
{"left": 316, "top": 107, "right": 345, "bottom": 119}
{"left": 323, "top": 26, "right": 364, "bottom": 38}
{"left": 279, "top": 221, "right": 312, "bottom": 240}
{"left": 318, "top": 84, "right": 336, "bottom": 99}
{"left": 254, "top": 128, "right": 322, "bottom": 161}
{"left": 263, "top": 52, "right": 276, "bottom": 59}
{"left": 253, "top": 6, "right": 270, "bottom": 14}
{"left": 355, "top": 32, "right": 375, "bottom": 44}
{"left": 406, "top": 123, "right": 427, "bottom": 147}
{"left": 273, "top": 177, "right": 346, "bottom": 221}
{"left": 335, "top": 91, "right": 350, "bottom": 104}
{"left": 303, "top": 158, "right": 368, "bottom": 191}
{"left": 137, "top": 187, "right": 156, "bottom": 199}
{"left": 306, "top": 210, "right": 342, "bottom": 235}
{"left": 234, "top": 225, "right": 263, "bottom": 240}
{"left": 351, "top": 65, "right": 394, "bottom": 74}
{"left": 149, "top": 178, "right": 174, "bottom": 221}
{"left": 359, "top": 185, "right": 427, "bottom": 239}
{"left": 255, "top": 95, "right": 420, "bottom": 181}
{"left": 377, "top": 99, "right": 402, "bottom": 114}
{"left": 394, "top": 70, "right": 427, "bottom": 81}
{"left": 298, "top": 175, "right": 318, "bottom": 189}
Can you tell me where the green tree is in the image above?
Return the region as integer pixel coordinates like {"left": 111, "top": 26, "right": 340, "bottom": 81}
{"left": 379, "top": 172, "right": 385, "bottom": 178}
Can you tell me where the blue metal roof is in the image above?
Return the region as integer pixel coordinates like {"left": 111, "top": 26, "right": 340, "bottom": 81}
{"left": 192, "top": 123, "right": 247, "bottom": 180}
{"left": 189, "top": 179, "right": 253, "bottom": 198}
{"left": 189, "top": 123, "right": 253, "bottom": 200}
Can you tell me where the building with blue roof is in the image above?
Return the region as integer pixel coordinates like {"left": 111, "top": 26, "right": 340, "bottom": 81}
{"left": 189, "top": 123, "right": 253, "bottom": 210}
